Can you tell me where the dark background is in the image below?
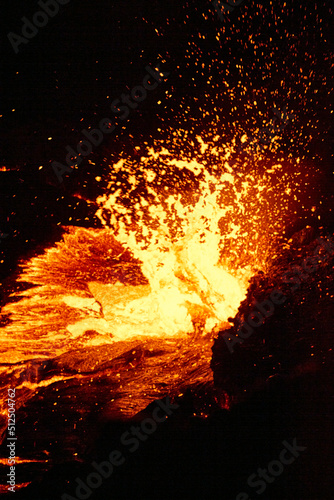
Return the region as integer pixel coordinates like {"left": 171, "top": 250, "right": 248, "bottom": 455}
{"left": 1, "top": 0, "right": 333, "bottom": 285}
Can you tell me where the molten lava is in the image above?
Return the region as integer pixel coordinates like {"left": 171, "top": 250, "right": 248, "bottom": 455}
{"left": 1, "top": 135, "right": 303, "bottom": 358}
{"left": 93, "top": 136, "right": 299, "bottom": 339}
{"left": 0, "top": 133, "right": 309, "bottom": 496}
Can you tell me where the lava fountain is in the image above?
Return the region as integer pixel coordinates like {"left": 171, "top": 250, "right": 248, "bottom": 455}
{"left": 0, "top": 134, "right": 303, "bottom": 493}
{"left": 94, "top": 134, "right": 298, "bottom": 339}
{"left": 0, "top": 134, "right": 301, "bottom": 366}
{"left": 0, "top": 132, "right": 306, "bottom": 496}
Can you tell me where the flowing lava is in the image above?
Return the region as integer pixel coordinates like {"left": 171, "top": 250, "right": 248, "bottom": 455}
{"left": 1, "top": 135, "right": 298, "bottom": 353}
{"left": 0, "top": 134, "right": 303, "bottom": 492}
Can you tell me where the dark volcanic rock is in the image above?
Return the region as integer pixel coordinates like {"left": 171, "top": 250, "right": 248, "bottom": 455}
{"left": 209, "top": 230, "right": 334, "bottom": 499}
{"left": 212, "top": 231, "right": 334, "bottom": 405}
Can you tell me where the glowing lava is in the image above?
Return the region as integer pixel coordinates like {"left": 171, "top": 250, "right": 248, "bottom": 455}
{"left": 0, "top": 133, "right": 306, "bottom": 470}
{"left": 92, "top": 135, "right": 297, "bottom": 339}
{"left": 0, "top": 134, "right": 302, "bottom": 361}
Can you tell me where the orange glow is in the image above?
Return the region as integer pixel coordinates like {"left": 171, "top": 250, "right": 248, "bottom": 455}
{"left": 0, "top": 134, "right": 303, "bottom": 360}
{"left": 0, "top": 130, "right": 311, "bottom": 455}
{"left": 92, "top": 134, "right": 301, "bottom": 339}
